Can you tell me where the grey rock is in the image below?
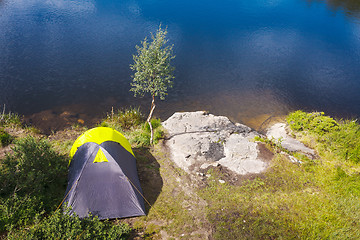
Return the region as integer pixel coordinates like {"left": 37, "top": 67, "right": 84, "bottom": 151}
{"left": 162, "top": 111, "right": 268, "bottom": 175}
{"left": 266, "top": 123, "right": 315, "bottom": 156}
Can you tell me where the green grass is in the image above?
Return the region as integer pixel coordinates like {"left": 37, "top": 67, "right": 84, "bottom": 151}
{"left": 196, "top": 111, "right": 360, "bottom": 239}
{"left": 128, "top": 118, "right": 164, "bottom": 147}
{"left": 131, "top": 144, "right": 207, "bottom": 239}
{"left": 99, "top": 107, "right": 144, "bottom": 132}
{"left": 0, "top": 112, "right": 22, "bottom": 128}
{"left": 287, "top": 110, "right": 360, "bottom": 163}
{"left": 200, "top": 155, "right": 360, "bottom": 239}
{"left": 2, "top": 109, "right": 360, "bottom": 239}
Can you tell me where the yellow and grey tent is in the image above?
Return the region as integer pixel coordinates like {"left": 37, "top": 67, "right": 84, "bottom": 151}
{"left": 64, "top": 127, "right": 145, "bottom": 219}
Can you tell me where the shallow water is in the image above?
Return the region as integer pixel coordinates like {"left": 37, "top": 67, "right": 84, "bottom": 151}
{"left": 1, "top": 0, "right": 360, "bottom": 131}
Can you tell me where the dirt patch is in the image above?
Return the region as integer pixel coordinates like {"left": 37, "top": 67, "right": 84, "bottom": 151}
{"left": 257, "top": 142, "right": 275, "bottom": 162}
{"left": 47, "top": 127, "right": 87, "bottom": 142}
{"left": 198, "top": 164, "right": 267, "bottom": 187}
{"left": 0, "top": 127, "right": 34, "bottom": 159}
{"left": 0, "top": 145, "right": 11, "bottom": 159}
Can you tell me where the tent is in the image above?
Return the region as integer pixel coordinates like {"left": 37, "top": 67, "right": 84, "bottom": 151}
{"left": 64, "top": 127, "right": 146, "bottom": 219}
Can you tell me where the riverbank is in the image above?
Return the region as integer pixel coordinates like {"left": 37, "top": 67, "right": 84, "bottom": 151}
{"left": 1, "top": 109, "right": 360, "bottom": 239}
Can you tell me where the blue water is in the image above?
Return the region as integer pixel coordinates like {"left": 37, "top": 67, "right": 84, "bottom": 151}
{"left": 1, "top": 0, "right": 360, "bottom": 128}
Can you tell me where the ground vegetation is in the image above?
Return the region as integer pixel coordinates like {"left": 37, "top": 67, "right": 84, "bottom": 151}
{"left": 0, "top": 109, "right": 360, "bottom": 239}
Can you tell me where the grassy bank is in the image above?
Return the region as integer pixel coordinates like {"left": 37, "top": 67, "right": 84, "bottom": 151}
{"left": 1, "top": 110, "right": 360, "bottom": 239}
{"left": 199, "top": 111, "right": 360, "bottom": 239}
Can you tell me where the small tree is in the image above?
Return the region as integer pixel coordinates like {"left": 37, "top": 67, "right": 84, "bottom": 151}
{"left": 130, "top": 25, "right": 175, "bottom": 144}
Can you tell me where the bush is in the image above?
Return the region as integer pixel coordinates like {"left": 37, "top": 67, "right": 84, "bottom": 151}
{"left": 0, "top": 128, "right": 13, "bottom": 147}
{"left": 0, "top": 195, "right": 44, "bottom": 233}
{"left": 287, "top": 111, "right": 339, "bottom": 135}
{"left": 7, "top": 208, "right": 131, "bottom": 240}
{"left": 0, "top": 136, "right": 68, "bottom": 211}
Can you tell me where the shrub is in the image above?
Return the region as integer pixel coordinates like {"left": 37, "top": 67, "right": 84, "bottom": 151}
{"left": 287, "top": 111, "right": 339, "bottom": 135}
{"left": 0, "top": 136, "right": 68, "bottom": 211}
{"left": 7, "top": 209, "right": 131, "bottom": 240}
{"left": 0, "top": 128, "right": 13, "bottom": 147}
{"left": 0, "top": 195, "right": 44, "bottom": 233}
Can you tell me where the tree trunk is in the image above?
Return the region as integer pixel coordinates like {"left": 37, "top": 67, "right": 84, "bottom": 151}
{"left": 0, "top": 104, "right": 5, "bottom": 121}
{"left": 147, "top": 95, "right": 156, "bottom": 144}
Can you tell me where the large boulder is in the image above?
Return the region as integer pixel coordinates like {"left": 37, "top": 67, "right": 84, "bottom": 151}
{"left": 162, "top": 111, "right": 269, "bottom": 175}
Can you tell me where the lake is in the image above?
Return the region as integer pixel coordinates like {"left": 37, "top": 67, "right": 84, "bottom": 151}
{"left": 1, "top": 0, "right": 360, "bottom": 131}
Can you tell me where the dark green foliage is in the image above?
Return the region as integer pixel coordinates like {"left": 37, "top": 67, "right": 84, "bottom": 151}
{"left": 7, "top": 209, "right": 131, "bottom": 240}
{"left": 0, "top": 136, "right": 67, "bottom": 233}
{"left": 0, "top": 195, "right": 43, "bottom": 233}
{"left": 0, "top": 128, "right": 13, "bottom": 147}
{"left": 0, "top": 136, "right": 68, "bottom": 211}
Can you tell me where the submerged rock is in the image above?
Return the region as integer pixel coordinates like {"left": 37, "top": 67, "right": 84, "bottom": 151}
{"left": 162, "top": 111, "right": 269, "bottom": 175}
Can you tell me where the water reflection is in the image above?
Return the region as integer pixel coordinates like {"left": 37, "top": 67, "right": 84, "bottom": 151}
{"left": 0, "top": 0, "right": 96, "bottom": 13}
{"left": 1, "top": 0, "right": 360, "bottom": 132}
{"left": 307, "top": 0, "right": 360, "bottom": 19}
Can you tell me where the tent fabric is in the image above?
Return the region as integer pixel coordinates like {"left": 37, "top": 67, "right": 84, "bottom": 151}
{"left": 64, "top": 127, "right": 146, "bottom": 219}
{"left": 69, "top": 127, "right": 134, "bottom": 161}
